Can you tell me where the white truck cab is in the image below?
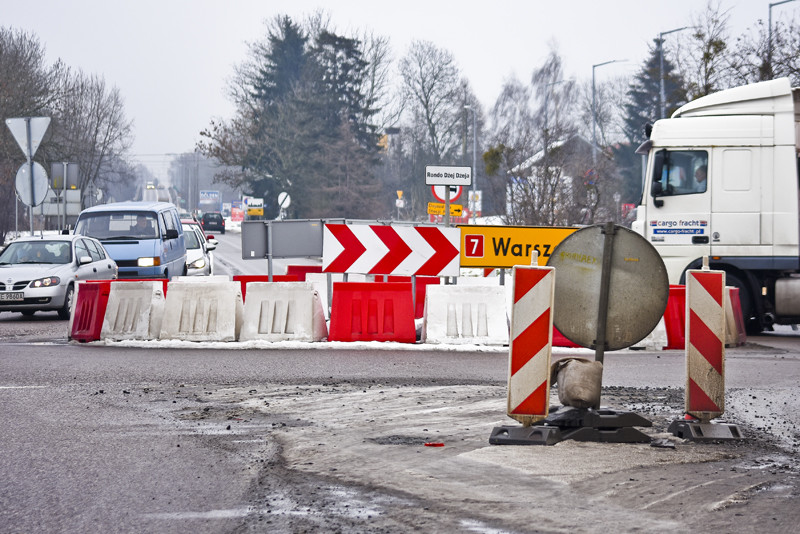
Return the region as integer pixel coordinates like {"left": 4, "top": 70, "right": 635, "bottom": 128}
{"left": 633, "top": 78, "right": 800, "bottom": 333}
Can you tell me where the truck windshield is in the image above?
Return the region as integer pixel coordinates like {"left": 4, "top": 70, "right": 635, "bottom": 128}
{"left": 654, "top": 150, "right": 709, "bottom": 196}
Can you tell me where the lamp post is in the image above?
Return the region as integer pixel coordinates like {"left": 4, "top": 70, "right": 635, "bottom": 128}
{"left": 659, "top": 26, "right": 690, "bottom": 119}
{"left": 543, "top": 79, "right": 569, "bottom": 152}
{"left": 592, "top": 60, "right": 624, "bottom": 165}
{"left": 464, "top": 105, "right": 478, "bottom": 222}
{"left": 769, "top": 0, "right": 797, "bottom": 79}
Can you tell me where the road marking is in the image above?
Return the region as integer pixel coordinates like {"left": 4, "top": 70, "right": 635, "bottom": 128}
{"left": 0, "top": 385, "right": 47, "bottom": 390}
{"left": 144, "top": 508, "right": 253, "bottom": 520}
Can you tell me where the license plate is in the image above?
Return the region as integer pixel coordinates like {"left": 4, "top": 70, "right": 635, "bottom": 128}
{"left": 0, "top": 292, "right": 24, "bottom": 301}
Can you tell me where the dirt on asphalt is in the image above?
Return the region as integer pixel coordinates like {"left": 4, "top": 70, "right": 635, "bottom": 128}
{"left": 166, "top": 381, "right": 800, "bottom": 533}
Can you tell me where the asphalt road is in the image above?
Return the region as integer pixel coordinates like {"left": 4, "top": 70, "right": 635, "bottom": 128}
{"left": 1, "top": 230, "right": 799, "bottom": 533}
{"left": 0, "top": 313, "right": 799, "bottom": 533}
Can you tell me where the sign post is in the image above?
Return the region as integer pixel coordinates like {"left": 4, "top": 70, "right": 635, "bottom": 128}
{"left": 6, "top": 117, "right": 51, "bottom": 235}
{"left": 425, "top": 165, "right": 471, "bottom": 228}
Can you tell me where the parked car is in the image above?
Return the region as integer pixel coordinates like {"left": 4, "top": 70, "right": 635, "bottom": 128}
{"left": 182, "top": 225, "right": 215, "bottom": 276}
{"left": 201, "top": 212, "right": 225, "bottom": 234}
{"left": 74, "top": 201, "right": 186, "bottom": 280}
{"left": 0, "top": 234, "right": 118, "bottom": 319}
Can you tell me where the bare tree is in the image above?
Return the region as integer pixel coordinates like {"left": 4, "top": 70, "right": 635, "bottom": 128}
{"left": 487, "top": 50, "right": 585, "bottom": 226}
{"left": 771, "top": 15, "right": 800, "bottom": 84}
{"left": 47, "top": 70, "right": 133, "bottom": 207}
{"left": 674, "top": 0, "right": 731, "bottom": 99}
{"left": 359, "top": 30, "right": 397, "bottom": 129}
{"left": 0, "top": 28, "right": 63, "bottom": 238}
{"left": 726, "top": 10, "right": 799, "bottom": 86}
{"left": 398, "top": 40, "right": 462, "bottom": 163}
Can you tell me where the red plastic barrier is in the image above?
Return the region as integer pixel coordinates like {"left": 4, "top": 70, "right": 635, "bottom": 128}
{"left": 663, "top": 285, "right": 687, "bottom": 350}
{"left": 373, "top": 275, "right": 441, "bottom": 319}
{"left": 728, "top": 287, "right": 747, "bottom": 347}
{"left": 70, "top": 280, "right": 113, "bottom": 342}
{"left": 552, "top": 326, "right": 582, "bottom": 348}
{"left": 232, "top": 274, "right": 300, "bottom": 302}
{"left": 328, "top": 282, "right": 416, "bottom": 343}
{"left": 286, "top": 265, "right": 323, "bottom": 282}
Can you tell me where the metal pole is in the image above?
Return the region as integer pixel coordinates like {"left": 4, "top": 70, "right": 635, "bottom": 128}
{"left": 62, "top": 162, "right": 68, "bottom": 230}
{"left": 658, "top": 27, "right": 689, "bottom": 119}
{"left": 471, "top": 108, "right": 477, "bottom": 223}
{"left": 25, "top": 118, "right": 34, "bottom": 235}
{"left": 594, "top": 222, "right": 617, "bottom": 365}
{"left": 659, "top": 35, "right": 665, "bottom": 119}
{"left": 444, "top": 186, "right": 451, "bottom": 228}
{"left": 592, "top": 67, "right": 597, "bottom": 165}
{"left": 464, "top": 105, "right": 478, "bottom": 222}
{"left": 267, "top": 220, "right": 273, "bottom": 281}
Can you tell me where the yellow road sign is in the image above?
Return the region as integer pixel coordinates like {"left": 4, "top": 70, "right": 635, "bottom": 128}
{"left": 428, "top": 202, "right": 462, "bottom": 216}
{"left": 459, "top": 225, "right": 578, "bottom": 268}
{"left": 247, "top": 208, "right": 264, "bottom": 216}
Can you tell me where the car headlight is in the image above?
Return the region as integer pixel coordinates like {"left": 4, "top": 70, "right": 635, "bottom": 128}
{"left": 29, "top": 276, "right": 61, "bottom": 288}
{"left": 137, "top": 257, "right": 160, "bottom": 267}
{"left": 189, "top": 258, "right": 206, "bottom": 269}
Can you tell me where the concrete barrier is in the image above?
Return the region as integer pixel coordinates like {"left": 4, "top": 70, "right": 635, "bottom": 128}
{"left": 422, "top": 285, "right": 509, "bottom": 345}
{"left": 101, "top": 281, "right": 165, "bottom": 341}
{"left": 159, "top": 280, "right": 243, "bottom": 342}
{"left": 239, "top": 282, "right": 327, "bottom": 342}
{"left": 630, "top": 317, "right": 668, "bottom": 350}
{"left": 233, "top": 275, "right": 300, "bottom": 302}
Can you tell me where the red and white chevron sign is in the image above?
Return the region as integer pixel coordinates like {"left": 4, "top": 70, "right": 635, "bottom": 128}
{"left": 323, "top": 224, "right": 460, "bottom": 277}
{"left": 507, "top": 265, "right": 555, "bottom": 424}
{"left": 685, "top": 269, "right": 726, "bottom": 421}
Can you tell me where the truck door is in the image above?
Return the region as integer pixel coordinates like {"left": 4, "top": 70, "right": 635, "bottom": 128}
{"left": 709, "top": 147, "right": 762, "bottom": 251}
{"left": 644, "top": 149, "right": 712, "bottom": 272}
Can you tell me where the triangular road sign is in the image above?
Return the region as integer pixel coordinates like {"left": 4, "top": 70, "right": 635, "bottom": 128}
{"left": 5, "top": 117, "right": 51, "bottom": 158}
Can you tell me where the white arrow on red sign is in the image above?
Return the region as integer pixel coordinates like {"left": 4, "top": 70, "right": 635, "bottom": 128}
{"left": 323, "top": 224, "right": 460, "bottom": 277}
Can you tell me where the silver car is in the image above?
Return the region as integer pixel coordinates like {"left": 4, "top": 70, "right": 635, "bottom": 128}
{"left": 182, "top": 225, "right": 215, "bottom": 276}
{"left": 0, "top": 234, "right": 118, "bottom": 319}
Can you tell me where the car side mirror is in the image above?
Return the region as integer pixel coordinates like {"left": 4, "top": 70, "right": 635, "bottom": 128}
{"left": 78, "top": 255, "right": 92, "bottom": 265}
{"left": 165, "top": 229, "right": 179, "bottom": 239}
{"left": 205, "top": 241, "right": 216, "bottom": 251}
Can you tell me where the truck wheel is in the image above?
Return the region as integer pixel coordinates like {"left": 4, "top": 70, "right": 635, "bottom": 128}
{"left": 726, "top": 273, "right": 761, "bottom": 335}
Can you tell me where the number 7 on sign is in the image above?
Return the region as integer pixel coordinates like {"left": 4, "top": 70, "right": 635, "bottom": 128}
{"left": 464, "top": 235, "right": 484, "bottom": 258}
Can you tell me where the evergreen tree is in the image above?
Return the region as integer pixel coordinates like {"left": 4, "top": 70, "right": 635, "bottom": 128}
{"left": 199, "top": 16, "right": 385, "bottom": 219}
{"left": 617, "top": 40, "right": 687, "bottom": 204}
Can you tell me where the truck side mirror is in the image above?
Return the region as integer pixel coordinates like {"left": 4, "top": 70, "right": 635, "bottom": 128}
{"left": 652, "top": 150, "right": 665, "bottom": 184}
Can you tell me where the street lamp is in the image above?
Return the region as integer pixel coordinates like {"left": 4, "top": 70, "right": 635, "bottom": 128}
{"left": 543, "top": 79, "right": 570, "bottom": 147}
{"left": 659, "top": 26, "right": 690, "bottom": 119}
{"left": 464, "top": 104, "right": 478, "bottom": 222}
{"left": 769, "top": 0, "right": 797, "bottom": 79}
{"left": 592, "top": 60, "right": 625, "bottom": 165}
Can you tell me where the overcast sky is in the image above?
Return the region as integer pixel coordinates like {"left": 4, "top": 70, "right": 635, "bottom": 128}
{"left": 3, "top": 0, "right": 793, "bottom": 178}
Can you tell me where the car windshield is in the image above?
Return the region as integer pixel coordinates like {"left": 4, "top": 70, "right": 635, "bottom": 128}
{"left": 0, "top": 241, "right": 72, "bottom": 265}
{"left": 75, "top": 212, "right": 158, "bottom": 239}
{"left": 184, "top": 229, "right": 201, "bottom": 249}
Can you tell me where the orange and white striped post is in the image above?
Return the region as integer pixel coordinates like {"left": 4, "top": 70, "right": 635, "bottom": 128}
{"left": 685, "top": 267, "right": 726, "bottom": 422}
{"left": 507, "top": 264, "right": 555, "bottom": 426}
